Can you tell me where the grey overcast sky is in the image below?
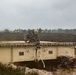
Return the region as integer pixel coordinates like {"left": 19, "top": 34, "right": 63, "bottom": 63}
{"left": 0, "top": 0, "right": 76, "bottom": 30}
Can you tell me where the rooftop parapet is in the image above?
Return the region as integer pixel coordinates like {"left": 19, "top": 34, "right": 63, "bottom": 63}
{"left": 0, "top": 41, "right": 76, "bottom": 47}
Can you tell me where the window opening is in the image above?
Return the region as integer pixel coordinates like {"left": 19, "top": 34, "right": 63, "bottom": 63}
{"left": 19, "top": 52, "right": 24, "bottom": 56}
{"left": 48, "top": 51, "right": 53, "bottom": 54}
{"left": 74, "top": 48, "right": 76, "bottom": 55}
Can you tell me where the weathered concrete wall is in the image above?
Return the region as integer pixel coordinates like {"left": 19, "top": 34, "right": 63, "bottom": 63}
{"left": 58, "top": 46, "right": 75, "bottom": 57}
{"left": 0, "top": 47, "right": 11, "bottom": 63}
{"left": 37, "top": 47, "right": 57, "bottom": 60}
{"left": 0, "top": 42, "right": 75, "bottom": 63}
{"left": 12, "top": 47, "right": 36, "bottom": 62}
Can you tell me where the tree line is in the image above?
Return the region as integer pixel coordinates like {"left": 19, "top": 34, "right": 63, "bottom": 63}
{"left": 1, "top": 28, "right": 76, "bottom": 34}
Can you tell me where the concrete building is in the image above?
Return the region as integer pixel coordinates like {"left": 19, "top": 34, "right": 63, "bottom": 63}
{"left": 0, "top": 41, "right": 76, "bottom": 64}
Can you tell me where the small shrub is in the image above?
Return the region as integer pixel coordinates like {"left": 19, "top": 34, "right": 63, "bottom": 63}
{"left": 0, "top": 63, "right": 25, "bottom": 75}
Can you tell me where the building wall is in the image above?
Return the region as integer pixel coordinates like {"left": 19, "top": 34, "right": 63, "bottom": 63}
{"left": 37, "top": 46, "right": 75, "bottom": 61}
{"left": 0, "top": 45, "right": 75, "bottom": 63}
{"left": 12, "top": 47, "right": 36, "bottom": 62}
{"left": 37, "top": 47, "right": 57, "bottom": 60}
{"left": 58, "top": 46, "right": 75, "bottom": 57}
{"left": 0, "top": 47, "right": 11, "bottom": 63}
